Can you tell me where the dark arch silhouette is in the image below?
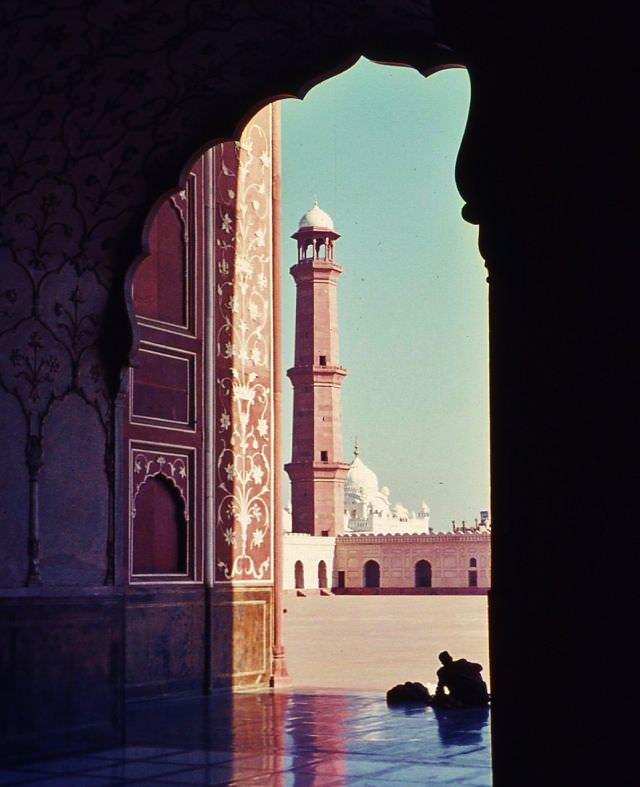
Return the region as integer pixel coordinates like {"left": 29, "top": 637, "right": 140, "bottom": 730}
{"left": 415, "top": 559, "right": 432, "bottom": 588}
{"left": 2, "top": 6, "right": 630, "bottom": 786}
{"left": 363, "top": 559, "right": 380, "bottom": 588}
{"left": 125, "top": 56, "right": 462, "bottom": 368}
{"left": 294, "top": 560, "right": 305, "bottom": 589}
{"left": 469, "top": 558, "right": 478, "bottom": 586}
{"left": 318, "top": 560, "right": 328, "bottom": 590}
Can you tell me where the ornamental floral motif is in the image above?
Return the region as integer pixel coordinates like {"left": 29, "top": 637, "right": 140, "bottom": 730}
{"left": 132, "top": 450, "right": 189, "bottom": 519}
{"left": 214, "top": 106, "right": 273, "bottom": 582}
{"left": 9, "top": 331, "right": 60, "bottom": 403}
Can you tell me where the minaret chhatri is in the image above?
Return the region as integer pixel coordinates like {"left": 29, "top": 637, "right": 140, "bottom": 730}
{"left": 284, "top": 201, "right": 349, "bottom": 536}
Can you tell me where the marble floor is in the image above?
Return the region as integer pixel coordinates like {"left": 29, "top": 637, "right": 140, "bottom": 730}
{"left": 0, "top": 691, "right": 492, "bottom": 786}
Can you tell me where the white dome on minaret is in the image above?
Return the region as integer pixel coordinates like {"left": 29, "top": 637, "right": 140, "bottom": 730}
{"left": 298, "top": 199, "right": 334, "bottom": 231}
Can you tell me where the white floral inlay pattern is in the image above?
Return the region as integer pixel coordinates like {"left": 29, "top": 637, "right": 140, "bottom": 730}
{"left": 214, "top": 106, "right": 273, "bottom": 582}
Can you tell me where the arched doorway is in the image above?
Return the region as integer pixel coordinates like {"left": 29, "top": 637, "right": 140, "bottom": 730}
{"left": 318, "top": 560, "right": 328, "bottom": 590}
{"left": 132, "top": 473, "right": 187, "bottom": 576}
{"left": 468, "top": 558, "right": 478, "bottom": 587}
{"left": 415, "top": 559, "right": 432, "bottom": 588}
{"left": 294, "top": 560, "right": 305, "bottom": 589}
{"left": 363, "top": 559, "right": 380, "bottom": 588}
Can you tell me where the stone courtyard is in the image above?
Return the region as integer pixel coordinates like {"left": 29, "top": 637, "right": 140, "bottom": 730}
{"left": 283, "top": 595, "right": 490, "bottom": 692}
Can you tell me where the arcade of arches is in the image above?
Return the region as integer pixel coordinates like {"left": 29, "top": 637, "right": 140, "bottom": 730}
{"left": 0, "top": 3, "right": 634, "bottom": 785}
{"left": 283, "top": 538, "right": 488, "bottom": 593}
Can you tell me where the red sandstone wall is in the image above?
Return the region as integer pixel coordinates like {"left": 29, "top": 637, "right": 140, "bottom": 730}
{"left": 123, "top": 106, "right": 277, "bottom": 695}
{"left": 334, "top": 535, "right": 491, "bottom": 591}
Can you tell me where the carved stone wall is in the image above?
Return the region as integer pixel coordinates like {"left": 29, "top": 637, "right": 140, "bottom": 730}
{"left": 334, "top": 534, "right": 491, "bottom": 590}
{"left": 0, "top": 1, "right": 441, "bottom": 593}
{"left": 123, "top": 106, "right": 276, "bottom": 694}
{"left": 0, "top": 595, "right": 123, "bottom": 759}
{"left": 40, "top": 394, "right": 108, "bottom": 584}
{"left": 0, "top": 1, "right": 445, "bottom": 755}
{"left": 126, "top": 157, "right": 203, "bottom": 586}
{"left": 125, "top": 588, "right": 205, "bottom": 699}
{"left": 212, "top": 110, "right": 274, "bottom": 585}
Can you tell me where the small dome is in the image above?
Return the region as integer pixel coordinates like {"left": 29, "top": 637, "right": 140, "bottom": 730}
{"left": 393, "top": 503, "right": 409, "bottom": 517}
{"left": 298, "top": 200, "right": 334, "bottom": 231}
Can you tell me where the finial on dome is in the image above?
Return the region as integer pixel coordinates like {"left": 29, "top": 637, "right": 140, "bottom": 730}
{"left": 354, "top": 437, "right": 360, "bottom": 457}
{"left": 297, "top": 200, "right": 335, "bottom": 231}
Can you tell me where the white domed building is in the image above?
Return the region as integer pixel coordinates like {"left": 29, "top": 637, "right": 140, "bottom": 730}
{"left": 343, "top": 443, "right": 431, "bottom": 535}
{"left": 282, "top": 439, "right": 490, "bottom": 594}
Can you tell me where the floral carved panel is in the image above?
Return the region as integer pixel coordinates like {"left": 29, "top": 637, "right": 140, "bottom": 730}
{"left": 0, "top": 1, "right": 439, "bottom": 588}
{"left": 213, "top": 107, "right": 274, "bottom": 584}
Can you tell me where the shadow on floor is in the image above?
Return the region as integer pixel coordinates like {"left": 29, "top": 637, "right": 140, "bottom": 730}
{"left": 0, "top": 691, "right": 492, "bottom": 785}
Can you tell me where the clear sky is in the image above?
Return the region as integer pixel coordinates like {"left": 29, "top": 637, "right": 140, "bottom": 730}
{"left": 279, "top": 59, "right": 489, "bottom": 531}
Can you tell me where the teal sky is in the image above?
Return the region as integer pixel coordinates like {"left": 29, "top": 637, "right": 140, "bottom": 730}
{"left": 279, "top": 59, "right": 489, "bottom": 531}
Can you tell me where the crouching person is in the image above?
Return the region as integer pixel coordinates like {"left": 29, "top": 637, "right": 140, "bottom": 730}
{"left": 433, "top": 650, "right": 490, "bottom": 707}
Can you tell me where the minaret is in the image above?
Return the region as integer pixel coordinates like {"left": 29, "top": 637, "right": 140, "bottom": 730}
{"left": 284, "top": 201, "right": 349, "bottom": 536}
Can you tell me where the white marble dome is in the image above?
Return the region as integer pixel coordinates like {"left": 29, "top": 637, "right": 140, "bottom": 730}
{"left": 298, "top": 200, "right": 334, "bottom": 231}
{"left": 342, "top": 442, "right": 431, "bottom": 535}
{"left": 346, "top": 455, "right": 379, "bottom": 496}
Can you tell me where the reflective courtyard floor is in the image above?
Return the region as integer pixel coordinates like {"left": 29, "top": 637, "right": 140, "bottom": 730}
{"left": 0, "top": 691, "right": 491, "bottom": 786}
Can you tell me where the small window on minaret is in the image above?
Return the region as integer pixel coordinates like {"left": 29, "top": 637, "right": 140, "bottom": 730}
{"left": 319, "top": 355, "right": 327, "bottom": 366}
{"left": 320, "top": 451, "right": 328, "bottom": 462}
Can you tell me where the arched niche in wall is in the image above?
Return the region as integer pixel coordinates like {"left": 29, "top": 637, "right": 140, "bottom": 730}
{"left": 132, "top": 472, "right": 188, "bottom": 576}
{"left": 415, "top": 559, "right": 432, "bottom": 588}
{"left": 294, "top": 560, "right": 305, "bottom": 589}
{"left": 363, "top": 559, "right": 380, "bottom": 588}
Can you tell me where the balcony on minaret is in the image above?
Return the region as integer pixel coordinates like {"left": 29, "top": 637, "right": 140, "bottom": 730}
{"left": 296, "top": 235, "right": 337, "bottom": 263}
{"left": 291, "top": 201, "right": 341, "bottom": 263}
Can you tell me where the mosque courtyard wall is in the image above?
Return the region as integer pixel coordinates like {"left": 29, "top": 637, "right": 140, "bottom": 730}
{"left": 283, "top": 531, "right": 490, "bottom": 594}
{"left": 334, "top": 533, "right": 490, "bottom": 592}
{"left": 282, "top": 533, "right": 337, "bottom": 592}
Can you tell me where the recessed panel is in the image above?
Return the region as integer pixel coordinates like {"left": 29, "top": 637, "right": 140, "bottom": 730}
{"left": 132, "top": 347, "right": 193, "bottom": 427}
{"left": 134, "top": 199, "right": 188, "bottom": 328}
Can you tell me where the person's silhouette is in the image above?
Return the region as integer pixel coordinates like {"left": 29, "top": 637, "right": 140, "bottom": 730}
{"left": 434, "top": 650, "right": 490, "bottom": 707}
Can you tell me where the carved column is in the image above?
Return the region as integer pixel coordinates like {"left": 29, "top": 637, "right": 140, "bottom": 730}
{"left": 270, "top": 102, "right": 290, "bottom": 686}
{"left": 209, "top": 105, "right": 277, "bottom": 689}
